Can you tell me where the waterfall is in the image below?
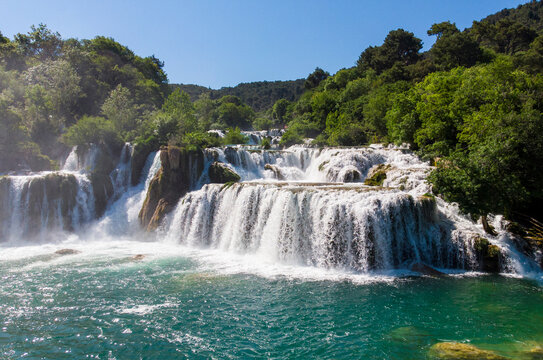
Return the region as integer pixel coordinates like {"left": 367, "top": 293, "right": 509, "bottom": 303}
{"left": 163, "top": 183, "right": 477, "bottom": 271}
{"left": 0, "top": 172, "right": 95, "bottom": 242}
{"left": 161, "top": 145, "right": 540, "bottom": 275}
{"left": 0, "top": 144, "right": 157, "bottom": 243}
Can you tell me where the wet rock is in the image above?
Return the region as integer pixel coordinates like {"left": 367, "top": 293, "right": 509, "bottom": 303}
{"left": 131, "top": 140, "right": 156, "bottom": 186}
{"left": 139, "top": 146, "right": 205, "bottom": 231}
{"left": 131, "top": 254, "right": 145, "bottom": 261}
{"left": 428, "top": 342, "right": 507, "bottom": 360}
{"left": 209, "top": 162, "right": 241, "bottom": 183}
{"left": 473, "top": 236, "right": 502, "bottom": 273}
{"left": 89, "top": 172, "right": 114, "bottom": 218}
{"left": 418, "top": 194, "right": 439, "bottom": 223}
{"left": 388, "top": 326, "right": 432, "bottom": 344}
{"left": 55, "top": 249, "right": 81, "bottom": 255}
{"left": 364, "top": 164, "right": 391, "bottom": 186}
{"left": 264, "top": 164, "right": 284, "bottom": 180}
{"left": 410, "top": 262, "right": 445, "bottom": 276}
{"left": 342, "top": 168, "right": 361, "bottom": 183}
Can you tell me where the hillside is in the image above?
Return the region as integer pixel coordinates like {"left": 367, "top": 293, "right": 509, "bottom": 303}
{"left": 171, "top": 79, "right": 305, "bottom": 112}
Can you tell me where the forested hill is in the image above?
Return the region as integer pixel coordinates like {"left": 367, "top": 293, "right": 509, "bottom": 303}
{"left": 481, "top": 0, "right": 543, "bottom": 33}
{"left": 171, "top": 79, "right": 305, "bottom": 112}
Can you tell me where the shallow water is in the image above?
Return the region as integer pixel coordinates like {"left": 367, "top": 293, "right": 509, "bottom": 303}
{"left": 1, "top": 241, "right": 542, "bottom": 359}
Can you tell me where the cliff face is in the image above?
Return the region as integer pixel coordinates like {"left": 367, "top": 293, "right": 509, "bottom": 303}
{"left": 139, "top": 146, "right": 204, "bottom": 231}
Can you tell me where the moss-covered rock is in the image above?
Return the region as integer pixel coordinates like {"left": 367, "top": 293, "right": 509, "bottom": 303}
{"left": 428, "top": 342, "right": 507, "bottom": 360}
{"left": 209, "top": 162, "right": 241, "bottom": 183}
{"left": 139, "top": 146, "right": 205, "bottom": 231}
{"left": 364, "top": 164, "right": 391, "bottom": 186}
{"left": 473, "top": 236, "right": 502, "bottom": 273}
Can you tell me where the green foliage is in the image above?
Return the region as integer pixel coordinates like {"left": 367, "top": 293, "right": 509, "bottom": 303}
{"left": 179, "top": 131, "right": 222, "bottom": 151}
{"left": 305, "top": 67, "right": 330, "bottom": 90}
{"left": 171, "top": 79, "right": 305, "bottom": 112}
{"left": 101, "top": 84, "right": 140, "bottom": 135}
{"left": 253, "top": 116, "right": 274, "bottom": 131}
{"left": 428, "top": 22, "right": 484, "bottom": 70}
{"left": 261, "top": 137, "right": 271, "bottom": 149}
{"left": 223, "top": 127, "right": 248, "bottom": 145}
{"left": 357, "top": 29, "right": 422, "bottom": 74}
{"left": 61, "top": 116, "right": 121, "bottom": 148}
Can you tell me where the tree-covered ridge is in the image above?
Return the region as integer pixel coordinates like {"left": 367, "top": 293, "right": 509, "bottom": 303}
{"left": 481, "top": 0, "right": 543, "bottom": 33}
{"left": 280, "top": 0, "right": 543, "bottom": 225}
{"left": 0, "top": 24, "right": 169, "bottom": 171}
{"left": 171, "top": 79, "right": 305, "bottom": 112}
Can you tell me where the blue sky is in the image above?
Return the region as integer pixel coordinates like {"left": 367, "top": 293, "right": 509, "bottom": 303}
{"left": 2, "top": 0, "right": 530, "bottom": 88}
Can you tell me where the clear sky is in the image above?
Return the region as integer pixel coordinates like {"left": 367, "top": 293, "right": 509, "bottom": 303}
{"left": 1, "top": 0, "right": 530, "bottom": 88}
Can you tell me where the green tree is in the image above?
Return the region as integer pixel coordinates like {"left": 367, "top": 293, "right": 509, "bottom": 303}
{"left": 101, "top": 84, "right": 139, "bottom": 134}
{"left": 428, "top": 22, "right": 484, "bottom": 70}
{"left": 304, "top": 67, "right": 329, "bottom": 89}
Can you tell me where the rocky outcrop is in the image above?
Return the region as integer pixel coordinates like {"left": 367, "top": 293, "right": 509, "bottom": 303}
{"left": 428, "top": 342, "right": 507, "bottom": 359}
{"left": 264, "top": 164, "right": 284, "bottom": 180}
{"left": 87, "top": 145, "right": 118, "bottom": 218}
{"left": 473, "top": 236, "right": 502, "bottom": 273}
{"left": 209, "top": 162, "right": 241, "bottom": 183}
{"left": 130, "top": 140, "right": 156, "bottom": 186}
{"left": 139, "top": 146, "right": 204, "bottom": 231}
{"left": 342, "top": 168, "right": 361, "bottom": 183}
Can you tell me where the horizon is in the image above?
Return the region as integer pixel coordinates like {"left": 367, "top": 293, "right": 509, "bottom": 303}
{"left": 2, "top": 0, "right": 531, "bottom": 89}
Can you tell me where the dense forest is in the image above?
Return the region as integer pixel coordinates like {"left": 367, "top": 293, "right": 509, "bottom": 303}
{"left": 1, "top": 1, "right": 543, "bottom": 231}
{"left": 171, "top": 79, "right": 305, "bottom": 112}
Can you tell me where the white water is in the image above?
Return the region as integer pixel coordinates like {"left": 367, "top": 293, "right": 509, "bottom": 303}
{"left": 163, "top": 145, "right": 542, "bottom": 278}
{"left": 1, "top": 143, "right": 541, "bottom": 281}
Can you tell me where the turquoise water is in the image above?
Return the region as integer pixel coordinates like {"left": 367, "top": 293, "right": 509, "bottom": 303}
{"left": 1, "top": 243, "right": 543, "bottom": 359}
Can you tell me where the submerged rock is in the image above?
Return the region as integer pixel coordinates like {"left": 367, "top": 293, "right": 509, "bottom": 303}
{"left": 139, "top": 146, "right": 204, "bottom": 231}
{"left": 410, "top": 262, "right": 445, "bottom": 276}
{"left": 428, "top": 342, "right": 507, "bottom": 360}
{"left": 388, "top": 326, "right": 433, "bottom": 344}
{"left": 209, "top": 162, "right": 241, "bottom": 183}
{"left": 55, "top": 249, "right": 81, "bottom": 255}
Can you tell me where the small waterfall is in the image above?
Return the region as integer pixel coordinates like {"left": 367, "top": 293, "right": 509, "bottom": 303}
{"left": 0, "top": 173, "right": 95, "bottom": 241}
{"left": 0, "top": 143, "right": 156, "bottom": 243}
{"left": 62, "top": 144, "right": 100, "bottom": 172}
{"left": 109, "top": 143, "right": 134, "bottom": 201}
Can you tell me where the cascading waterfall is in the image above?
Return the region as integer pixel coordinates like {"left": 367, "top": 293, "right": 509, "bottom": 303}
{"left": 0, "top": 172, "right": 95, "bottom": 241}
{"left": 0, "top": 143, "right": 155, "bottom": 243}
{"left": 163, "top": 145, "right": 540, "bottom": 275}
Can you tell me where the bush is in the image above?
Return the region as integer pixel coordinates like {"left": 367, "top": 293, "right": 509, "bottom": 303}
{"left": 223, "top": 127, "right": 248, "bottom": 145}
{"left": 62, "top": 115, "right": 122, "bottom": 148}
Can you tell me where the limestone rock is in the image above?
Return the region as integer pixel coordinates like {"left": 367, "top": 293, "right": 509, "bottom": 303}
{"left": 139, "top": 146, "right": 204, "bottom": 231}
{"left": 264, "top": 164, "right": 284, "bottom": 180}
{"left": 428, "top": 342, "right": 507, "bottom": 360}
{"left": 473, "top": 236, "right": 502, "bottom": 273}
{"left": 209, "top": 162, "right": 241, "bottom": 183}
